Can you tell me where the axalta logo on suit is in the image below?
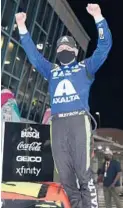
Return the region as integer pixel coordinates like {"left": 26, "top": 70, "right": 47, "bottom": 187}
{"left": 53, "top": 79, "right": 80, "bottom": 104}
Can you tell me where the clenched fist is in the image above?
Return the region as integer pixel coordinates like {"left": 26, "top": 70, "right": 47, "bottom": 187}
{"left": 86, "top": 4, "right": 101, "bottom": 18}
{"left": 15, "top": 12, "right": 27, "bottom": 27}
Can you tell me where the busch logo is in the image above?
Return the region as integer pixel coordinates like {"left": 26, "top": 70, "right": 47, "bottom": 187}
{"left": 21, "top": 127, "right": 40, "bottom": 139}
{"left": 17, "top": 141, "right": 42, "bottom": 151}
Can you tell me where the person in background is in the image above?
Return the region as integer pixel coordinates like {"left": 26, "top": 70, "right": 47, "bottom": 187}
{"left": 98, "top": 150, "right": 122, "bottom": 208}
{"left": 42, "top": 108, "right": 51, "bottom": 125}
{"left": 1, "top": 89, "right": 20, "bottom": 122}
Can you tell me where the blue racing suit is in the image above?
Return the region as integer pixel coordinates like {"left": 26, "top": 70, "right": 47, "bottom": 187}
{"left": 20, "top": 19, "right": 112, "bottom": 115}
{"left": 19, "top": 18, "right": 112, "bottom": 208}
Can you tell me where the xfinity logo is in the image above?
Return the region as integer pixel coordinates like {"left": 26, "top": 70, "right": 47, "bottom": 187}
{"left": 53, "top": 79, "right": 80, "bottom": 104}
{"left": 16, "top": 166, "right": 41, "bottom": 176}
{"left": 21, "top": 127, "right": 40, "bottom": 139}
{"left": 16, "top": 156, "right": 42, "bottom": 163}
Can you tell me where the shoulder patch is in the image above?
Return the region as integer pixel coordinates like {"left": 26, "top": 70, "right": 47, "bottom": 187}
{"left": 51, "top": 64, "right": 61, "bottom": 72}
{"left": 78, "top": 60, "right": 86, "bottom": 67}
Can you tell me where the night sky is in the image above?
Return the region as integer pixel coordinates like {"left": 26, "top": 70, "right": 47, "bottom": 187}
{"left": 67, "top": 0, "right": 123, "bottom": 130}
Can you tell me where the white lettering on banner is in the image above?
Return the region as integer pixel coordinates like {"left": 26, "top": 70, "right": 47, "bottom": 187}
{"left": 16, "top": 156, "right": 42, "bottom": 163}
{"left": 21, "top": 132, "right": 39, "bottom": 138}
{"left": 21, "top": 127, "right": 40, "bottom": 139}
{"left": 16, "top": 166, "right": 41, "bottom": 176}
{"left": 53, "top": 79, "right": 80, "bottom": 104}
{"left": 17, "top": 142, "right": 42, "bottom": 151}
{"left": 88, "top": 179, "right": 98, "bottom": 208}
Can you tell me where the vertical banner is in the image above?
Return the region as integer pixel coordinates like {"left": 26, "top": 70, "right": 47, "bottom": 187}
{"left": 2, "top": 122, "right": 54, "bottom": 182}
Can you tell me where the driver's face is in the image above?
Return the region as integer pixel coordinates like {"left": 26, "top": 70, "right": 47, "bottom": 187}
{"left": 57, "top": 44, "right": 74, "bottom": 53}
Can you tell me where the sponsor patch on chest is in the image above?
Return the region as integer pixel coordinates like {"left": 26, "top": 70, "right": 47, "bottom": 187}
{"left": 52, "top": 79, "right": 80, "bottom": 104}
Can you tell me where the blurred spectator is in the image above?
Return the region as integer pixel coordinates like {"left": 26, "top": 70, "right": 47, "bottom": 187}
{"left": 97, "top": 168, "right": 102, "bottom": 176}
{"left": 42, "top": 108, "right": 51, "bottom": 125}
{"left": 1, "top": 89, "right": 20, "bottom": 122}
{"left": 98, "top": 150, "right": 122, "bottom": 208}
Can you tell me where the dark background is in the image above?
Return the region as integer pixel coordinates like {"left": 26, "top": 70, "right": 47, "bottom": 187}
{"left": 67, "top": 0, "right": 123, "bottom": 129}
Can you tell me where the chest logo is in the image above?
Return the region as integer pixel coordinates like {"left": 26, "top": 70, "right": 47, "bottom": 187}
{"left": 53, "top": 79, "right": 80, "bottom": 104}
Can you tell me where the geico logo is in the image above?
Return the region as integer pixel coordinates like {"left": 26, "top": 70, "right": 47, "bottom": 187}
{"left": 16, "top": 156, "right": 42, "bottom": 163}
{"left": 21, "top": 131, "right": 39, "bottom": 139}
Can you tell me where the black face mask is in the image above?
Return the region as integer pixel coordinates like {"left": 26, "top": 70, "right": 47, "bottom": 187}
{"left": 57, "top": 50, "right": 76, "bottom": 64}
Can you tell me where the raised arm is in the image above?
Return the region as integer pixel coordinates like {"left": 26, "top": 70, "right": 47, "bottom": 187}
{"left": 85, "top": 4, "right": 112, "bottom": 76}
{"left": 15, "top": 13, "right": 52, "bottom": 80}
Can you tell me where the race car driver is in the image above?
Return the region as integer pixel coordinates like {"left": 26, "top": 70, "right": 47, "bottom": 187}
{"left": 15, "top": 4, "right": 112, "bottom": 208}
